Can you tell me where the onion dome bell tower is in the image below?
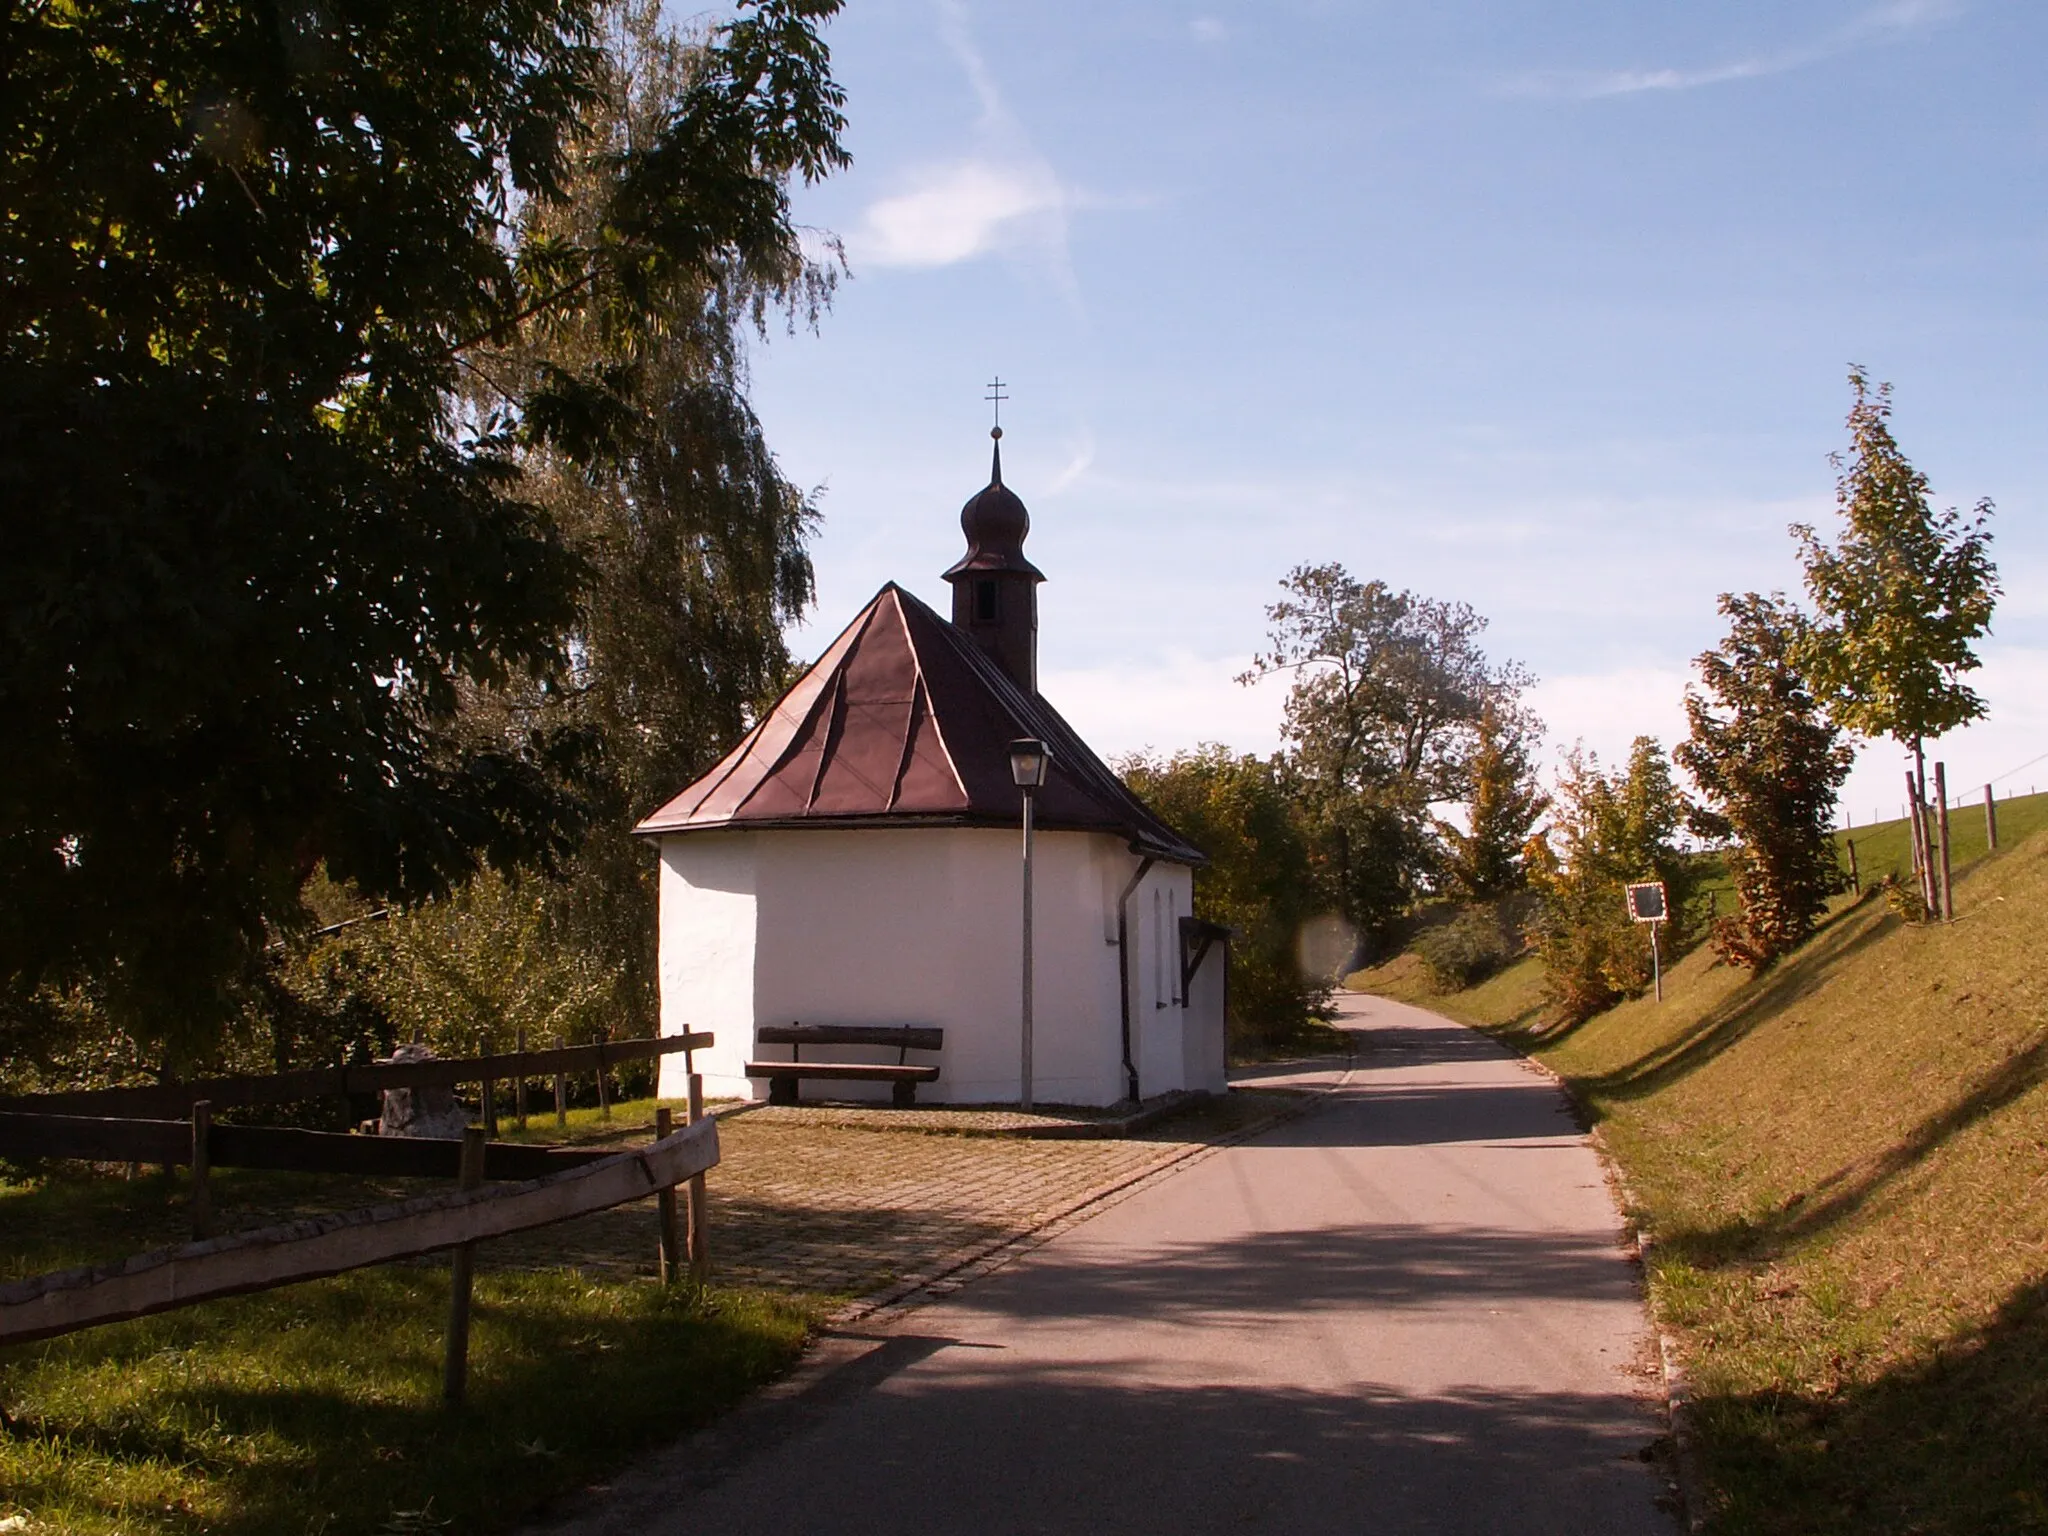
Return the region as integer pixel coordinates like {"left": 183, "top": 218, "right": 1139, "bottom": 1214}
{"left": 943, "top": 427, "right": 1045, "bottom": 694}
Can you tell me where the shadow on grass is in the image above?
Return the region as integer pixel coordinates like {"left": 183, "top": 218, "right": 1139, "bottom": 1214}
{"left": 1692, "top": 1272, "right": 2048, "bottom": 1535}
{"left": 0, "top": 1266, "right": 810, "bottom": 1536}
{"left": 1655, "top": 1024, "right": 2048, "bottom": 1272}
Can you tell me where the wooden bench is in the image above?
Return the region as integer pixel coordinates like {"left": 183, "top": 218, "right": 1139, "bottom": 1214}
{"left": 746, "top": 1025, "right": 943, "bottom": 1108}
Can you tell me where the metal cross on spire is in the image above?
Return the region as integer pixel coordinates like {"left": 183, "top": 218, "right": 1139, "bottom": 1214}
{"left": 985, "top": 376, "right": 1009, "bottom": 438}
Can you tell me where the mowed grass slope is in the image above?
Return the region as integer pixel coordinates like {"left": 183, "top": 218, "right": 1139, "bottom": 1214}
{"left": 1469, "top": 811, "right": 2048, "bottom": 1532}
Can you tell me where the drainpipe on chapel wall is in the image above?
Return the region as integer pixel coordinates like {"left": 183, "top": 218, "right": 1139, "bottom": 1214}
{"left": 1115, "top": 853, "right": 1156, "bottom": 1106}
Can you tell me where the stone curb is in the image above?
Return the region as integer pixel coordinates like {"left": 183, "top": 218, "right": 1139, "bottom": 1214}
{"left": 706, "top": 1088, "right": 1215, "bottom": 1141}
{"left": 1501, "top": 1045, "right": 1707, "bottom": 1533}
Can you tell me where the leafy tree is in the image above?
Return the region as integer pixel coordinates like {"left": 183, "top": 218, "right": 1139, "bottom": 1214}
{"left": 1792, "top": 370, "right": 1999, "bottom": 797}
{"left": 1530, "top": 738, "right": 1694, "bottom": 1026}
{"left": 1436, "top": 703, "right": 1550, "bottom": 901}
{"left": 1240, "top": 562, "right": 1531, "bottom": 947}
{"left": 1676, "top": 594, "right": 1852, "bottom": 968}
{"left": 449, "top": 1, "right": 828, "bottom": 1040}
{"left": 1119, "top": 748, "right": 1330, "bottom": 1049}
{"left": 0, "top": 0, "right": 846, "bottom": 1067}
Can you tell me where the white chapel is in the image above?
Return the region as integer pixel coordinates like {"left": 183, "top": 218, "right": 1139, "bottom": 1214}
{"left": 635, "top": 432, "right": 1228, "bottom": 1108}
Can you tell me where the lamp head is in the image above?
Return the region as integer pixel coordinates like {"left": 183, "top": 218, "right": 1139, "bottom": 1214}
{"left": 1007, "top": 737, "right": 1052, "bottom": 790}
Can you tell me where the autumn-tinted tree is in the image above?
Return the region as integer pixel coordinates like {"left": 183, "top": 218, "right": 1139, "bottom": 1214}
{"left": 0, "top": 0, "right": 846, "bottom": 1065}
{"left": 1793, "top": 370, "right": 1998, "bottom": 802}
{"left": 1529, "top": 738, "right": 1694, "bottom": 1026}
{"left": 1240, "top": 562, "right": 1531, "bottom": 946}
{"left": 1436, "top": 703, "right": 1550, "bottom": 901}
{"left": 1119, "top": 748, "right": 1329, "bottom": 1048}
{"left": 1677, "top": 594, "right": 1852, "bottom": 968}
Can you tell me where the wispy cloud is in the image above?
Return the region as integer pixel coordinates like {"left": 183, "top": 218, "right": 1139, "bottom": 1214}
{"left": 849, "top": 0, "right": 1078, "bottom": 292}
{"left": 853, "top": 160, "right": 1066, "bottom": 268}
{"left": 1045, "top": 428, "right": 1096, "bottom": 494}
{"left": 1505, "top": 0, "right": 1963, "bottom": 100}
{"left": 1190, "top": 17, "right": 1226, "bottom": 44}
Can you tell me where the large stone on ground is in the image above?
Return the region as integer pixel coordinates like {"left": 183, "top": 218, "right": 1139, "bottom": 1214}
{"left": 377, "top": 1043, "right": 471, "bottom": 1139}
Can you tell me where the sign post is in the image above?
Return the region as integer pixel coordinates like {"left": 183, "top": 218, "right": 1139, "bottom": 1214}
{"left": 1626, "top": 881, "right": 1668, "bottom": 1003}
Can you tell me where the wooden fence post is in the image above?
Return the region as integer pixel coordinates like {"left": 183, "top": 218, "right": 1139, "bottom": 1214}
{"left": 1935, "top": 762, "right": 1954, "bottom": 921}
{"left": 481, "top": 1071, "right": 496, "bottom": 1140}
{"left": 514, "top": 1027, "right": 528, "bottom": 1130}
{"left": 553, "top": 1034, "right": 567, "bottom": 1128}
{"left": 442, "top": 1126, "right": 487, "bottom": 1408}
{"left": 1845, "top": 838, "right": 1859, "bottom": 894}
{"left": 685, "top": 1074, "right": 708, "bottom": 1284}
{"left": 655, "top": 1107, "right": 679, "bottom": 1285}
{"left": 1905, "top": 771, "right": 1931, "bottom": 917}
{"left": 595, "top": 1030, "right": 611, "bottom": 1120}
{"left": 1986, "top": 784, "right": 1999, "bottom": 851}
{"left": 190, "top": 1101, "right": 213, "bottom": 1240}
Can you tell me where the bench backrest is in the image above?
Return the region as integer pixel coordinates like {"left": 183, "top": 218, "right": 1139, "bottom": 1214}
{"left": 756, "top": 1024, "right": 944, "bottom": 1053}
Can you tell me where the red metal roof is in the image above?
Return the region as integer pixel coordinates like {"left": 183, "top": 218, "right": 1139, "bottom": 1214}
{"left": 634, "top": 583, "right": 1204, "bottom": 864}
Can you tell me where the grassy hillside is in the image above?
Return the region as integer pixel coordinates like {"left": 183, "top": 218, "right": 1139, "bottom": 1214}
{"left": 1357, "top": 798, "right": 2048, "bottom": 1533}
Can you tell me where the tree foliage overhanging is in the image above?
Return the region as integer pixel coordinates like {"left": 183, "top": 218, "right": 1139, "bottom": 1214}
{"left": 0, "top": 0, "right": 847, "bottom": 1065}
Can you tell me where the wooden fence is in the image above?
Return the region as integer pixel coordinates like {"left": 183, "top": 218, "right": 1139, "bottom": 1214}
{"left": 0, "top": 1116, "right": 719, "bottom": 1350}
{"left": 0, "top": 1031, "right": 713, "bottom": 1120}
{"left": 0, "top": 1033, "right": 721, "bottom": 1402}
{"left": 0, "top": 1112, "right": 628, "bottom": 1180}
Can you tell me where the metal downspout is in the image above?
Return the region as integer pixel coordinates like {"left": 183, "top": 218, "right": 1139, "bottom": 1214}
{"left": 1115, "top": 854, "right": 1156, "bottom": 1106}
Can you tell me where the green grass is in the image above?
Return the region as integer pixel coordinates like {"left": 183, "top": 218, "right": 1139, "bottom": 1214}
{"left": 1835, "top": 786, "right": 2048, "bottom": 892}
{"left": 1, "top": 1155, "right": 813, "bottom": 1534}
{"left": 1384, "top": 809, "right": 2048, "bottom": 1532}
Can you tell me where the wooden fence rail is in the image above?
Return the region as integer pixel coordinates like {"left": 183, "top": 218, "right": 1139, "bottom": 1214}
{"left": 0, "top": 1112, "right": 631, "bottom": 1181}
{"left": 0, "top": 1116, "right": 719, "bottom": 1348}
{"left": 0, "top": 1032, "right": 713, "bottom": 1120}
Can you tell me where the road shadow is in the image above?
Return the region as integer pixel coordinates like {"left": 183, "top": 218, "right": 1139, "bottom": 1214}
{"left": 949, "top": 1220, "right": 1643, "bottom": 1322}
{"left": 1348, "top": 1017, "right": 1517, "bottom": 1068}
{"left": 1254, "top": 1080, "right": 1579, "bottom": 1148}
{"left": 649, "top": 1364, "right": 1674, "bottom": 1536}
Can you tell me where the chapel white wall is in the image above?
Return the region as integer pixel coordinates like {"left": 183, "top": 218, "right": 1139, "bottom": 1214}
{"left": 654, "top": 828, "right": 1225, "bottom": 1107}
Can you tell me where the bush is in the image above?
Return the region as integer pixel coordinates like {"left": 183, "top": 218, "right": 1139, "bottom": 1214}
{"left": 1413, "top": 906, "right": 1515, "bottom": 992}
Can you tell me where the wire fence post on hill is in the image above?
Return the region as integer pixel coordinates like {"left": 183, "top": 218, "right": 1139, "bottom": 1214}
{"left": 1935, "top": 762, "right": 1955, "bottom": 920}
{"left": 442, "top": 1125, "right": 486, "bottom": 1408}
{"left": 1905, "top": 772, "right": 1931, "bottom": 916}
{"left": 1846, "top": 838, "right": 1860, "bottom": 894}
{"left": 1986, "top": 784, "right": 1999, "bottom": 851}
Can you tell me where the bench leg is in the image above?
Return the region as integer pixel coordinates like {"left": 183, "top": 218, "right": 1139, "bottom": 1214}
{"left": 768, "top": 1076, "right": 798, "bottom": 1107}
{"left": 892, "top": 1080, "right": 918, "bottom": 1108}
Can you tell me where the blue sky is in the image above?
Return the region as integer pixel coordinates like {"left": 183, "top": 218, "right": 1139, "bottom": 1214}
{"left": 741, "top": 0, "right": 2048, "bottom": 820}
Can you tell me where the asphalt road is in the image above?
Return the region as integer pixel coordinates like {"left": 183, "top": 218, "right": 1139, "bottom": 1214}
{"left": 542, "top": 993, "right": 1678, "bottom": 1535}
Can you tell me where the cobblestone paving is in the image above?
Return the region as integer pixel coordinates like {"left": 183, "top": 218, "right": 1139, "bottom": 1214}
{"left": 501, "top": 1090, "right": 1303, "bottom": 1299}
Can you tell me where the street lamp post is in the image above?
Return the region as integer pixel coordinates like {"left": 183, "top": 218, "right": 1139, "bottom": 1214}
{"left": 1008, "top": 738, "right": 1053, "bottom": 1112}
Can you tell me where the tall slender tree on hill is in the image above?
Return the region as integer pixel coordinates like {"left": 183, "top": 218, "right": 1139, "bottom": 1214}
{"left": 1677, "top": 594, "right": 1853, "bottom": 967}
{"left": 1792, "top": 370, "right": 1997, "bottom": 869}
